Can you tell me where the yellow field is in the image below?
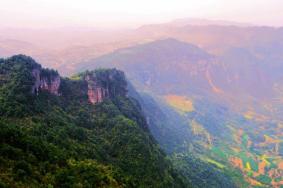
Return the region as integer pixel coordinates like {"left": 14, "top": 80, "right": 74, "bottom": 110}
{"left": 164, "top": 95, "right": 194, "bottom": 113}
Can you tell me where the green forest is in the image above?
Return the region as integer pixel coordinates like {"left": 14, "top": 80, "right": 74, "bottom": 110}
{"left": 0, "top": 55, "right": 186, "bottom": 188}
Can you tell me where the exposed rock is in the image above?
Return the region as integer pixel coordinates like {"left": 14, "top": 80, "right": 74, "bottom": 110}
{"left": 83, "top": 69, "right": 127, "bottom": 104}
{"left": 32, "top": 68, "right": 61, "bottom": 96}
{"left": 85, "top": 75, "right": 109, "bottom": 104}
{"left": 40, "top": 75, "right": 61, "bottom": 95}
{"left": 31, "top": 67, "right": 126, "bottom": 102}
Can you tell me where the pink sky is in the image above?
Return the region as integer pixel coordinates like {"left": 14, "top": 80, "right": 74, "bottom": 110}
{"left": 0, "top": 0, "right": 283, "bottom": 28}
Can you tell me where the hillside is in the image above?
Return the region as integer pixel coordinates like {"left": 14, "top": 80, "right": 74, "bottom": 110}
{"left": 77, "top": 38, "right": 214, "bottom": 95}
{"left": 0, "top": 55, "right": 186, "bottom": 188}
{"left": 75, "top": 39, "right": 283, "bottom": 187}
{"left": 78, "top": 39, "right": 276, "bottom": 106}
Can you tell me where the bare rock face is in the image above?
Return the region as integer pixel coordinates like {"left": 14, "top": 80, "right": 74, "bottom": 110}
{"left": 85, "top": 75, "right": 109, "bottom": 104}
{"left": 32, "top": 68, "right": 61, "bottom": 95}
{"left": 40, "top": 76, "right": 61, "bottom": 95}
{"left": 83, "top": 69, "right": 127, "bottom": 104}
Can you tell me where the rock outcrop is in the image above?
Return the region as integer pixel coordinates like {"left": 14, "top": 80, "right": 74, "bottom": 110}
{"left": 1, "top": 55, "right": 126, "bottom": 103}
{"left": 83, "top": 69, "right": 127, "bottom": 104}
{"left": 85, "top": 74, "right": 109, "bottom": 104}
{"left": 32, "top": 68, "right": 61, "bottom": 96}
{"left": 31, "top": 67, "right": 126, "bottom": 103}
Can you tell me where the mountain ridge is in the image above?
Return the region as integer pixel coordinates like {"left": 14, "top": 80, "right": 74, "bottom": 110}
{"left": 0, "top": 54, "right": 187, "bottom": 187}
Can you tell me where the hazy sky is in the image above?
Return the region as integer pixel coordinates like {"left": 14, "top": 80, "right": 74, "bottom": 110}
{"left": 0, "top": 0, "right": 283, "bottom": 28}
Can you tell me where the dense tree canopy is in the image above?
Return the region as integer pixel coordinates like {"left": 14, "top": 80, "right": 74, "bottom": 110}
{"left": 0, "top": 55, "right": 187, "bottom": 188}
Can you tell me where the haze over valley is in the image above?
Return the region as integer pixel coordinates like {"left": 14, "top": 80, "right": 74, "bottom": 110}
{"left": 0, "top": 0, "right": 283, "bottom": 187}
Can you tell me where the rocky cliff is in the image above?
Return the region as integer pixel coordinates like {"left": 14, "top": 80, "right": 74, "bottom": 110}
{"left": 32, "top": 68, "right": 61, "bottom": 96}
{"left": 82, "top": 69, "right": 127, "bottom": 104}
{"left": 84, "top": 74, "right": 108, "bottom": 104}
{"left": 0, "top": 55, "right": 129, "bottom": 117}
{"left": 31, "top": 68, "right": 127, "bottom": 104}
{"left": 0, "top": 55, "right": 187, "bottom": 188}
{"left": 0, "top": 55, "right": 61, "bottom": 96}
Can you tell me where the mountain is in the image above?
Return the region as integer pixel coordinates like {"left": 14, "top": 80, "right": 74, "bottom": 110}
{"left": 0, "top": 55, "right": 187, "bottom": 187}
{"left": 0, "top": 27, "right": 139, "bottom": 75}
{"left": 135, "top": 22, "right": 283, "bottom": 55}
{"left": 2, "top": 21, "right": 283, "bottom": 78}
{"left": 75, "top": 39, "right": 283, "bottom": 187}
{"left": 78, "top": 38, "right": 214, "bottom": 95}
{"left": 167, "top": 18, "right": 252, "bottom": 27}
{"left": 1, "top": 20, "right": 283, "bottom": 187}
{"left": 0, "top": 39, "right": 41, "bottom": 57}
{"left": 77, "top": 39, "right": 274, "bottom": 105}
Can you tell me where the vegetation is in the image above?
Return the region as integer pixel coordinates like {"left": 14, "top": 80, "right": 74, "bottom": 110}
{"left": 0, "top": 55, "right": 186, "bottom": 188}
{"left": 171, "top": 154, "right": 237, "bottom": 188}
{"left": 127, "top": 90, "right": 238, "bottom": 188}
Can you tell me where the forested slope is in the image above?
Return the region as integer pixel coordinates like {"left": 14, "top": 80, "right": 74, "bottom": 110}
{"left": 0, "top": 55, "right": 186, "bottom": 188}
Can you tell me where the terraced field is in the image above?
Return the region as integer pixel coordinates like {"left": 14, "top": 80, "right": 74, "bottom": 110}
{"left": 165, "top": 94, "right": 283, "bottom": 187}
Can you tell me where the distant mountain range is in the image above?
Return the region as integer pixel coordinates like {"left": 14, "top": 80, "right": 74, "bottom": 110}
{"left": 167, "top": 18, "right": 253, "bottom": 27}
{"left": 1, "top": 18, "right": 283, "bottom": 187}
{"left": 1, "top": 18, "right": 283, "bottom": 74}
{"left": 77, "top": 38, "right": 281, "bottom": 112}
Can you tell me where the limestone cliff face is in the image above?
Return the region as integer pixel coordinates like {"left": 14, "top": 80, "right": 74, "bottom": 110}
{"left": 40, "top": 76, "right": 61, "bottom": 95}
{"left": 30, "top": 67, "right": 126, "bottom": 103}
{"left": 29, "top": 64, "right": 127, "bottom": 104}
{"left": 85, "top": 74, "right": 109, "bottom": 104}
{"left": 32, "top": 68, "right": 61, "bottom": 96}
{"left": 83, "top": 69, "right": 127, "bottom": 104}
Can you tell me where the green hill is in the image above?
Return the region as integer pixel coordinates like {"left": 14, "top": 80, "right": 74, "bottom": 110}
{"left": 0, "top": 55, "right": 186, "bottom": 188}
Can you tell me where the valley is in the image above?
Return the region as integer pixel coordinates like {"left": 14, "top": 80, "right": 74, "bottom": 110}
{"left": 0, "top": 19, "right": 283, "bottom": 187}
{"left": 74, "top": 36, "right": 283, "bottom": 187}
